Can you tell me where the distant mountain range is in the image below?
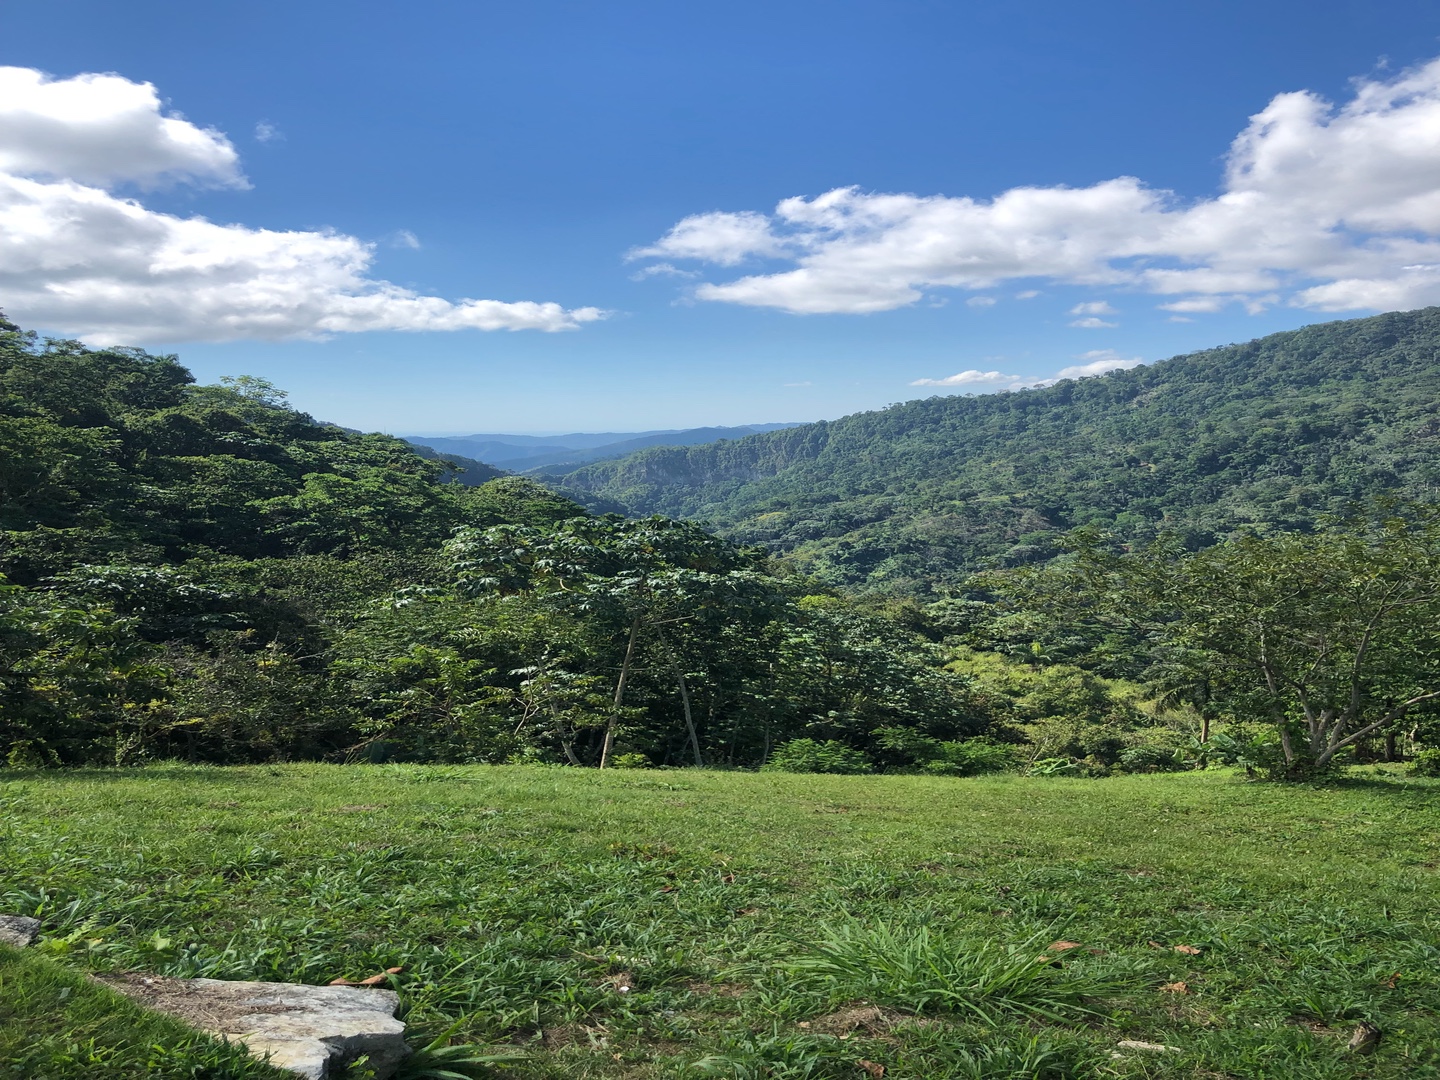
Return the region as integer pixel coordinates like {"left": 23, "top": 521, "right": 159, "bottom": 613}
{"left": 403, "top": 424, "right": 799, "bottom": 473}
{"left": 552, "top": 308, "right": 1440, "bottom": 595}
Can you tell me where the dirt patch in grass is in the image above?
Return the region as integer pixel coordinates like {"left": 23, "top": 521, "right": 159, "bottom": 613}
{"left": 801, "top": 1004, "right": 907, "bottom": 1036}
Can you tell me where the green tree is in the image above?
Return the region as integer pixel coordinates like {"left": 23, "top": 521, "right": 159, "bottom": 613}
{"left": 999, "top": 512, "right": 1440, "bottom": 777}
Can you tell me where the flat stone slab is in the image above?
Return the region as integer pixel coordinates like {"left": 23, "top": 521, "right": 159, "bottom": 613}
{"left": 99, "top": 974, "right": 410, "bottom": 1079}
{"left": 0, "top": 915, "right": 40, "bottom": 947}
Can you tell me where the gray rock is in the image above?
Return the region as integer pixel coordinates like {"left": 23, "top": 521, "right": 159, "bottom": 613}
{"left": 100, "top": 975, "right": 410, "bottom": 1079}
{"left": 0, "top": 915, "right": 40, "bottom": 947}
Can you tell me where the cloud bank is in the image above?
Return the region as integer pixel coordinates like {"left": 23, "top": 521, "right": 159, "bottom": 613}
{"left": 913, "top": 349, "right": 1143, "bottom": 392}
{"left": 633, "top": 57, "right": 1440, "bottom": 317}
{"left": 0, "top": 66, "right": 602, "bottom": 344}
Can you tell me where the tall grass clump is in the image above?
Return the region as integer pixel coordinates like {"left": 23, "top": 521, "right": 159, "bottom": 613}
{"left": 790, "top": 922, "right": 1124, "bottom": 1023}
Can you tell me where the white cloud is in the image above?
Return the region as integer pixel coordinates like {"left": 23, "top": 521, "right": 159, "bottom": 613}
{"left": 1069, "top": 300, "right": 1116, "bottom": 315}
{"left": 1068, "top": 316, "right": 1118, "bottom": 328}
{"left": 253, "top": 121, "right": 283, "bottom": 144}
{"left": 634, "top": 56, "right": 1440, "bottom": 316}
{"left": 911, "top": 369, "right": 1019, "bottom": 387}
{"left": 0, "top": 66, "right": 603, "bottom": 343}
{"left": 965, "top": 295, "right": 997, "bottom": 307}
{"left": 628, "top": 210, "right": 784, "bottom": 266}
{"left": 630, "top": 261, "right": 700, "bottom": 281}
{"left": 1015, "top": 289, "right": 1041, "bottom": 299}
{"left": 1056, "top": 349, "right": 1144, "bottom": 379}
{"left": 388, "top": 229, "right": 421, "bottom": 249}
{"left": 0, "top": 66, "right": 243, "bottom": 189}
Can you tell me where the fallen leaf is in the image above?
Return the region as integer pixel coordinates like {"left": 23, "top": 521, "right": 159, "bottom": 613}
{"left": 660, "top": 885, "right": 677, "bottom": 893}
{"left": 721, "top": 873, "right": 736, "bottom": 883}
{"left": 1147, "top": 940, "right": 1165, "bottom": 950}
{"left": 1048, "top": 940, "right": 1083, "bottom": 952}
{"left": 735, "top": 906, "right": 760, "bottom": 916}
{"left": 357, "top": 973, "right": 388, "bottom": 987}
{"left": 1173, "top": 944, "right": 1202, "bottom": 955}
{"left": 327, "top": 977, "right": 359, "bottom": 986}
{"left": 798, "top": 1021, "right": 811, "bottom": 1029}
{"left": 1160, "top": 981, "right": 1189, "bottom": 994}
{"left": 1384, "top": 972, "right": 1400, "bottom": 989}
{"left": 857, "top": 1060, "right": 886, "bottom": 1078}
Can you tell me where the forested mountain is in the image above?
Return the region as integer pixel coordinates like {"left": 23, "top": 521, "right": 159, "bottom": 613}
{"left": 558, "top": 309, "right": 1440, "bottom": 594}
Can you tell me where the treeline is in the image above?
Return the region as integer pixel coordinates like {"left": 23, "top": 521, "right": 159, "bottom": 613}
{"left": 558, "top": 309, "right": 1440, "bottom": 595}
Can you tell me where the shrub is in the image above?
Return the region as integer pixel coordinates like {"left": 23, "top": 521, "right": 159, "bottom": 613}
{"left": 921, "top": 738, "right": 1021, "bottom": 776}
{"left": 608, "top": 752, "right": 652, "bottom": 769}
{"left": 1409, "top": 747, "right": 1440, "bottom": 777}
{"left": 1116, "top": 744, "right": 1186, "bottom": 773}
{"left": 1026, "top": 757, "right": 1080, "bottom": 777}
{"left": 763, "top": 739, "right": 873, "bottom": 774}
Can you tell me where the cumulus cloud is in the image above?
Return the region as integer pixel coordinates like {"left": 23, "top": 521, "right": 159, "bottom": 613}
{"left": 1069, "top": 300, "right": 1116, "bottom": 315}
{"left": 628, "top": 210, "right": 783, "bottom": 266}
{"left": 1055, "top": 349, "right": 1144, "bottom": 379}
{"left": 911, "top": 369, "right": 1020, "bottom": 387}
{"left": 633, "top": 56, "right": 1440, "bottom": 316}
{"left": 1068, "top": 316, "right": 1118, "bottom": 328}
{"left": 253, "top": 121, "right": 283, "bottom": 144}
{"left": 0, "top": 66, "right": 602, "bottom": 343}
{"left": 915, "top": 349, "right": 1144, "bottom": 393}
{"left": 966, "top": 295, "right": 997, "bottom": 307}
{"left": 0, "top": 66, "right": 243, "bottom": 188}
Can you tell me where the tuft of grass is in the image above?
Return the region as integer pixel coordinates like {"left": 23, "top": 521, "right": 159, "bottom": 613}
{"left": 789, "top": 921, "right": 1124, "bottom": 1022}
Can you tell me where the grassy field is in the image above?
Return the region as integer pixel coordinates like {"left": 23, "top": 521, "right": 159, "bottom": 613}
{"left": 1, "top": 765, "right": 1438, "bottom": 1079}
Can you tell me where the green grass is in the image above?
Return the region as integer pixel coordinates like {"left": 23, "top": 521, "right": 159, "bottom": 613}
{"left": 0, "top": 942, "right": 290, "bottom": 1078}
{"left": 2, "top": 765, "right": 1439, "bottom": 1078}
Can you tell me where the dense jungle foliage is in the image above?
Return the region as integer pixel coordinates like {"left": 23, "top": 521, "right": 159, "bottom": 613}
{"left": 5, "top": 309, "right": 1438, "bottom": 776}
{"left": 0, "top": 314, "right": 1018, "bottom": 770}
{"left": 559, "top": 308, "right": 1440, "bottom": 595}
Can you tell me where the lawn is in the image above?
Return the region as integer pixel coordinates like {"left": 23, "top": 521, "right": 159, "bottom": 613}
{"left": 1, "top": 765, "right": 1437, "bottom": 1078}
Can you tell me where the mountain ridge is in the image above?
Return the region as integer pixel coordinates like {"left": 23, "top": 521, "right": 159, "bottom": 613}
{"left": 405, "top": 423, "right": 800, "bottom": 470}
{"left": 553, "top": 308, "right": 1440, "bottom": 594}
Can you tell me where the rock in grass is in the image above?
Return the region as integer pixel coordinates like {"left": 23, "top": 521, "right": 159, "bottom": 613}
{"left": 1348, "top": 1022, "right": 1381, "bottom": 1054}
{"left": 0, "top": 915, "right": 40, "bottom": 947}
{"left": 100, "top": 974, "right": 409, "bottom": 1080}
{"left": 1114, "top": 1039, "right": 1181, "bottom": 1053}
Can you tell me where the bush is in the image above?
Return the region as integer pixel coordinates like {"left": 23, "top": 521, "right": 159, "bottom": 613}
{"left": 1409, "top": 747, "right": 1440, "bottom": 777}
{"left": 763, "top": 738, "right": 873, "bottom": 774}
{"left": 1026, "top": 757, "right": 1080, "bottom": 777}
{"left": 921, "top": 738, "right": 1021, "bottom": 776}
{"left": 609, "top": 752, "right": 652, "bottom": 769}
{"left": 1116, "top": 744, "right": 1186, "bottom": 773}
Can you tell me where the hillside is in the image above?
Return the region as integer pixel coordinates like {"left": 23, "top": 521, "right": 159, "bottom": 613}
{"left": 558, "top": 309, "right": 1440, "bottom": 594}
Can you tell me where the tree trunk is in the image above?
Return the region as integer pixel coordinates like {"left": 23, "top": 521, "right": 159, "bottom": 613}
{"left": 1384, "top": 730, "right": 1397, "bottom": 762}
{"left": 599, "top": 613, "right": 641, "bottom": 769}
{"left": 677, "top": 670, "right": 703, "bottom": 767}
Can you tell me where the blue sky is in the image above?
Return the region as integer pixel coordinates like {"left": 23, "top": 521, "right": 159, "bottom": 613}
{"left": 5, "top": 0, "right": 1440, "bottom": 434}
